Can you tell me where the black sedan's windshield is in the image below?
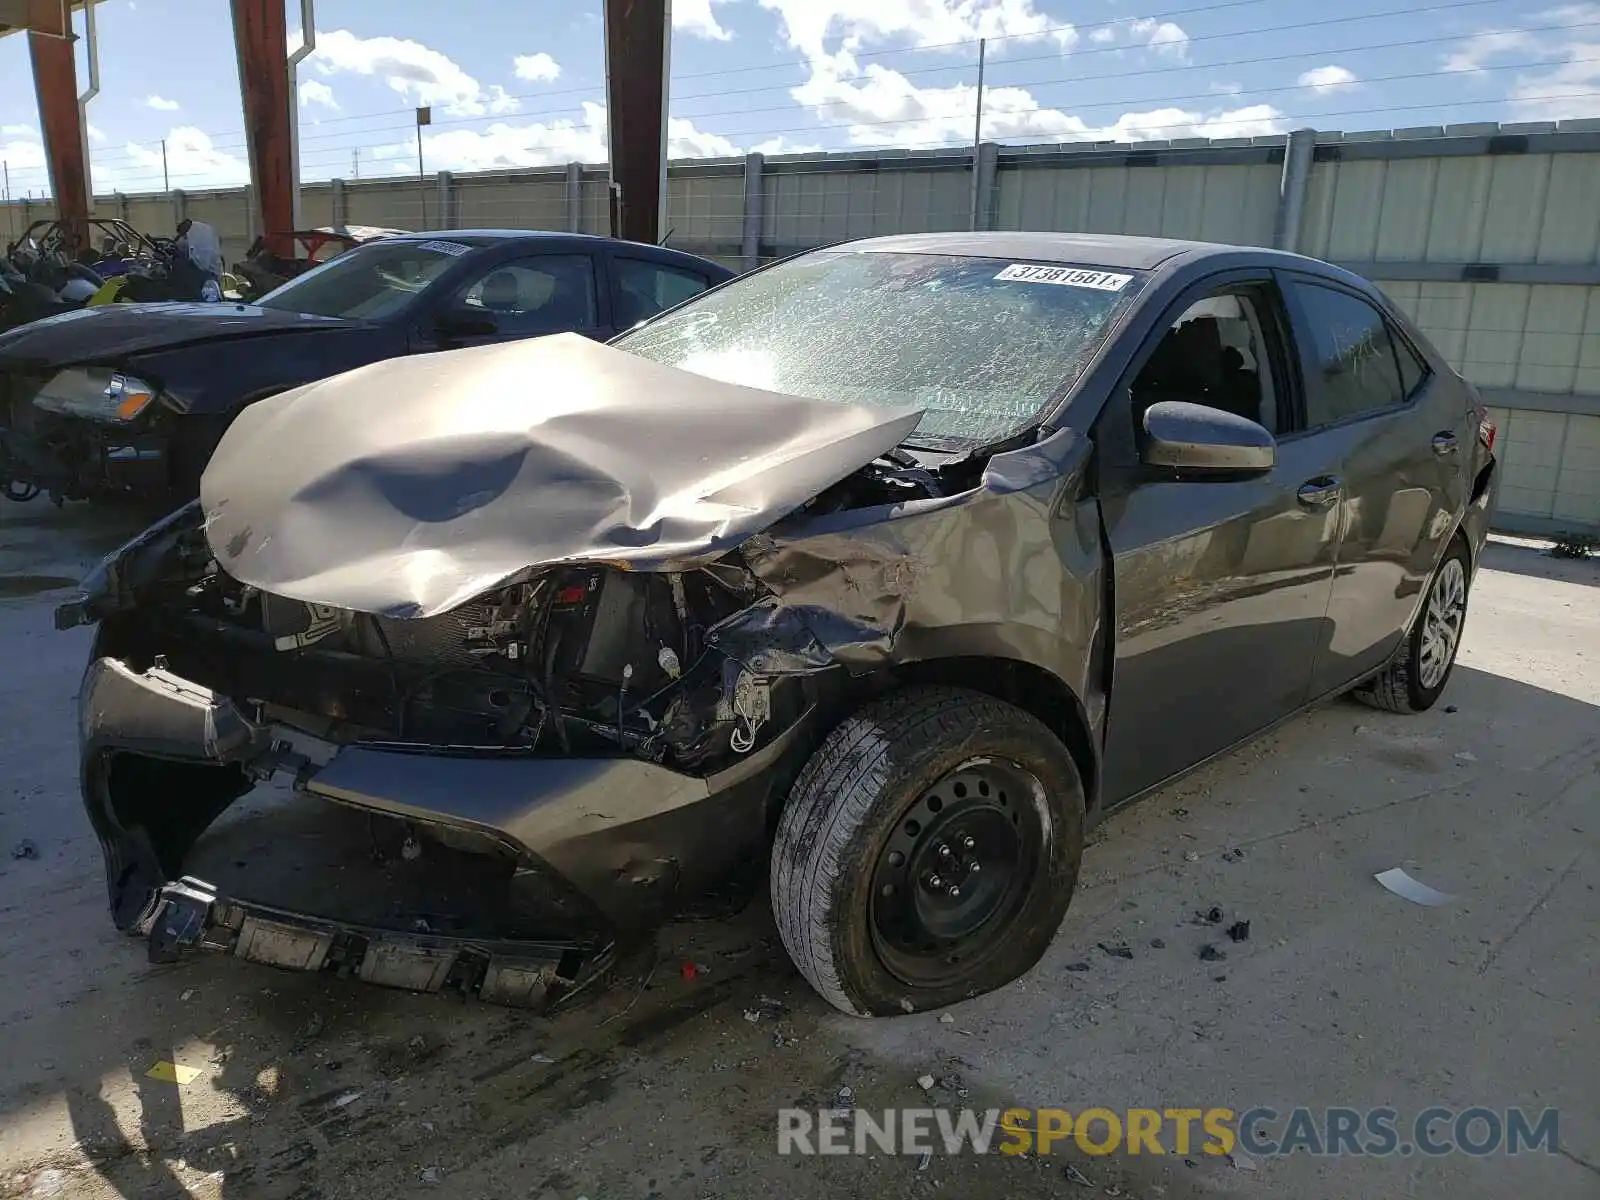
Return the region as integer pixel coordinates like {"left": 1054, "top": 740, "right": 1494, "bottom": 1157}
{"left": 614, "top": 250, "right": 1144, "bottom": 445}
{"left": 257, "top": 238, "right": 473, "bottom": 320}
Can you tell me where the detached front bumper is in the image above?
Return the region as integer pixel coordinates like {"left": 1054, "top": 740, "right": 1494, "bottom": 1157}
{"left": 79, "top": 656, "right": 790, "bottom": 1006}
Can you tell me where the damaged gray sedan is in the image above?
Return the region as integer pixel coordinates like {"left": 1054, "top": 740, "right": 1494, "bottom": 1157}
{"left": 60, "top": 233, "right": 1500, "bottom": 1016}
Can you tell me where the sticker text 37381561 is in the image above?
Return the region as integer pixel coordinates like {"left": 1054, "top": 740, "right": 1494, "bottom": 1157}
{"left": 994, "top": 264, "right": 1134, "bottom": 292}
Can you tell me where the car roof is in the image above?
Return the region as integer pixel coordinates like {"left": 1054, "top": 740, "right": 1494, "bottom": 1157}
{"left": 843, "top": 231, "right": 1271, "bottom": 272}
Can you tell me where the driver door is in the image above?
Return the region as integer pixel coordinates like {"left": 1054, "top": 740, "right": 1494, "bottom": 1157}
{"left": 416, "top": 252, "right": 609, "bottom": 350}
{"left": 1095, "top": 272, "right": 1344, "bottom": 802}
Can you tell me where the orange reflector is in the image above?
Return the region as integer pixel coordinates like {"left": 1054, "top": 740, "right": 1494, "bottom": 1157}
{"left": 115, "top": 390, "right": 153, "bottom": 420}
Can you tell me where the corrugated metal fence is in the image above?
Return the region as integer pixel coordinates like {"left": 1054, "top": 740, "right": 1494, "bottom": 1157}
{"left": 3, "top": 120, "right": 1598, "bottom": 534}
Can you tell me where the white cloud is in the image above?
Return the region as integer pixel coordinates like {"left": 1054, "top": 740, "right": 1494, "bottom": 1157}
{"left": 675, "top": 0, "right": 735, "bottom": 41}
{"left": 1444, "top": 6, "right": 1600, "bottom": 119}
{"left": 758, "top": 0, "right": 1078, "bottom": 62}
{"left": 1088, "top": 26, "right": 1116, "bottom": 45}
{"left": 3, "top": 122, "right": 38, "bottom": 137}
{"left": 298, "top": 79, "right": 340, "bottom": 110}
{"left": 146, "top": 94, "right": 180, "bottom": 111}
{"left": 311, "top": 29, "right": 518, "bottom": 116}
{"left": 110, "top": 126, "right": 249, "bottom": 191}
{"left": 87, "top": 123, "right": 107, "bottom": 143}
{"left": 1297, "top": 65, "right": 1361, "bottom": 94}
{"left": 667, "top": 116, "right": 742, "bottom": 158}
{"left": 513, "top": 52, "right": 561, "bottom": 82}
{"left": 793, "top": 58, "right": 1283, "bottom": 147}
{"left": 1209, "top": 81, "right": 1244, "bottom": 96}
{"left": 1128, "top": 18, "right": 1189, "bottom": 61}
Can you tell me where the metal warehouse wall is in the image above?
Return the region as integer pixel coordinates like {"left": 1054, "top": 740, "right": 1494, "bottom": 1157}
{"left": 3, "top": 120, "right": 1597, "bottom": 533}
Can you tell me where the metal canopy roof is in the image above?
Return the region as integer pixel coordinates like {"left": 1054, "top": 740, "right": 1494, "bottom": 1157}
{"left": 0, "top": 0, "right": 89, "bottom": 40}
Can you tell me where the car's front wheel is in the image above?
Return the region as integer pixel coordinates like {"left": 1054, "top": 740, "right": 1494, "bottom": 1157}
{"left": 771, "top": 686, "right": 1084, "bottom": 1017}
{"left": 1356, "top": 537, "right": 1473, "bottom": 714}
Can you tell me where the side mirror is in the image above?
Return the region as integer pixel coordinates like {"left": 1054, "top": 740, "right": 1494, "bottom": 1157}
{"left": 435, "top": 306, "right": 498, "bottom": 339}
{"left": 1142, "top": 399, "right": 1275, "bottom": 474}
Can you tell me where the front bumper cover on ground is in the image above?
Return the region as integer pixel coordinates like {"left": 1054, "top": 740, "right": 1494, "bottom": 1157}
{"left": 78, "top": 655, "right": 795, "bottom": 1006}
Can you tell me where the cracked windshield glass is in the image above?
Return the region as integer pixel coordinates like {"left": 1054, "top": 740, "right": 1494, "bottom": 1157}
{"left": 616, "top": 251, "right": 1144, "bottom": 446}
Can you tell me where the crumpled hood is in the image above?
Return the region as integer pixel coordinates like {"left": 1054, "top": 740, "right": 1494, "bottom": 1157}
{"left": 200, "top": 333, "right": 923, "bottom": 617}
{"left": 0, "top": 302, "right": 356, "bottom": 369}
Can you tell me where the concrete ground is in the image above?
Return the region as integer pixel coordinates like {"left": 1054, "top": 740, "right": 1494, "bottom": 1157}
{"left": 0, "top": 498, "right": 1595, "bottom": 1200}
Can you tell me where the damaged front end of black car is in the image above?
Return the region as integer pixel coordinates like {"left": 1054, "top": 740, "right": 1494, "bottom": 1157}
{"left": 59, "top": 321, "right": 1109, "bottom": 1014}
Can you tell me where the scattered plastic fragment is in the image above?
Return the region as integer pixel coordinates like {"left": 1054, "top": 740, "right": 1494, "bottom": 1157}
{"left": 1222, "top": 848, "right": 1246, "bottom": 863}
{"left": 530, "top": 1052, "right": 555, "bottom": 1064}
{"left": 1230, "top": 1150, "right": 1261, "bottom": 1172}
{"left": 180, "top": 990, "right": 194, "bottom": 1002}
{"left": 11, "top": 839, "right": 38, "bottom": 861}
{"left": 330, "top": 1089, "right": 362, "bottom": 1109}
{"left": 1198, "top": 906, "right": 1223, "bottom": 925}
{"left": 419, "top": 1166, "right": 444, "bottom": 1185}
{"left": 145, "top": 1062, "right": 201, "bottom": 1085}
{"left": 917, "top": 1074, "right": 935, "bottom": 1091}
{"left": 1198, "top": 944, "right": 1226, "bottom": 962}
{"left": 1375, "top": 867, "right": 1455, "bottom": 907}
{"left": 917, "top": 1150, "right": 932, "bottom": 1171}
{"left": 1097, "top": 941, "right": 1133, "bottom": 960}
{"left": 834, "top": 1086, "right": 855, "bottom": 1115}
{"left": 1226, "top": 920, "right": 1251, "bottom": 943}
{"left": 1064, "top": 961, "right": 1091, "bottom": 973}
{"left": 938, "top": 1012, "right": 955, "bottom": 1024}
{"left": 1183, "top": 851, "right": 1200, "bottom": 863}
{"left": 680, "top": 961, "right": 699, "bottom": 981}
{"left": 1455, "top": 751, "right": 1477, "bottom": 763}
{"left": 1063, "top": 1164, "right": 1093, "bottom": 1186}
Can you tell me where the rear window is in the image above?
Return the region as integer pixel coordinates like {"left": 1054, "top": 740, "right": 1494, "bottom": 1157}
{"left": 613, "top": 250, "right": 1144, "bottom": 447}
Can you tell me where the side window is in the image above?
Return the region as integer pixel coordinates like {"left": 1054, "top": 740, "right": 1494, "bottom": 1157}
{"left": 454, "top": 254, "right": 599, "bottom": 334}
{"left": 1291, "top": 281, "right": 1407, "bottom": 426}
{"left": 614, "top": 258, "right": 709, "bottom": 329}
{"left": 1131, "top": 289, "right": 1282, "bottom": 434}
{"left": 1394, "top": 328, "right": 1432, "bottom": 401}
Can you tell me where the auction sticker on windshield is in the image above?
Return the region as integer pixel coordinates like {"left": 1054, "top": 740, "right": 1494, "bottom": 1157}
{"left": 994, "top": 264, "right": 1133, "bottom": 291}
{"left": 415, "top": 239, "right": 473, "bottom": 257}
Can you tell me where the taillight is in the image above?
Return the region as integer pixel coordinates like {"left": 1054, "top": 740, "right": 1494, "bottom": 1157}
{"left": 1473, "top": 402, "right": 1497, "bottom": 453}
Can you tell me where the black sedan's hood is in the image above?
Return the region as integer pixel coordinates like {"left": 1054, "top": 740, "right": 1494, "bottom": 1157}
{"left": 0, "top": 303, "right": 357, "bottom": 369}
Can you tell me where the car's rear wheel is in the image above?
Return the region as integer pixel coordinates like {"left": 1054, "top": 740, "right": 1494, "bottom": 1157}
{"left": 1355, "top": 537, "right": 1473, "bottom": 714}
{"left": 771, "top": 686, "right": 1084, "bottom": 1017}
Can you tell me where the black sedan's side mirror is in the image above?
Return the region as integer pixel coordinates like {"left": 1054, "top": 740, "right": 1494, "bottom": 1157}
{"left": 1141, "top": 399, "right": 1276, "bottom": 474}
{"left": 435, "top": 306, "right": 499, "bottom": 339}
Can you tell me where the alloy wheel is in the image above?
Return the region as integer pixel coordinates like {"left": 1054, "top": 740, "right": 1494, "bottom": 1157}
{"left": 1418, "top": 557, "right": 1467, "bottom": 690}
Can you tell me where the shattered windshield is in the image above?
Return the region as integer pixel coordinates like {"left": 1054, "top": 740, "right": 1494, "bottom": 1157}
{"left": 613, "top": 250, "right": 1144, "bottom": 446}
{"left": 256, "top": 239, "right": 470, "bottom": 320}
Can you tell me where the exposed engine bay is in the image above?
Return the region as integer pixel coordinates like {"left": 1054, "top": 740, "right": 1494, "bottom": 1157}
{"left": 84, "top": 448, "right": 957, "bottom": 777}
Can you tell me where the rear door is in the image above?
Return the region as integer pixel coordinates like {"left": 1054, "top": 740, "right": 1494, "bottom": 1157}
{"left": 1096, "top": 270, "right": 1345, "bottom": 802}
{"left": 1278, "top": 275, "right": 1469, "bottom": 695}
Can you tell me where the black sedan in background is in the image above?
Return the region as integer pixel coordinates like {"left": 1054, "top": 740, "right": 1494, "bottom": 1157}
{"left": 0, "top": 231, "right": 734, "bottom": 505}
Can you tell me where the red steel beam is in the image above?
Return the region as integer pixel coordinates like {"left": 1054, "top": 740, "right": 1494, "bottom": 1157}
{"left": 231, "top": 0, "right": 294, "bottom": 258}
{"left": 27, "top": 26, "right": 88, "bottom": 251}
{"left": 603, "top": 0, "right": 668, "bottom": 244}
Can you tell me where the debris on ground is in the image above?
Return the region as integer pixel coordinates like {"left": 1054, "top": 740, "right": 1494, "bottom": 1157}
{"left": 1183, "top": 851, "right": 1200, "bottom": 863}
{"left": 530, "top": 1052, "right": 555, "bottom": 1064}
{"left": 1149, "top": 937, "right": 1166, "bottom": 949}
{"left": 1063, "top": 1164, "right": 1093, "bottom": 1186}
{"left": 1199, "top": 944, "right": 1227, "bottom": 962}
{"left": 145, "top": 1061, "right": 201, "bottom": 1085}
{"left": 917, "top": 1149, "right": 932, "bottom": 1171}
{"left": 1226, "top": 920, "right": 1252, "bottom": 943}
{"left": 1375, "top": 867, "right": 1456, "bottom": 907}
{"left": 680, "top": 960, "right": 700, "bottom": 981}
{"left": 1230, "top": 1150, "right": 1261, "bottom": 1172}
{"left": 10, "top": 839, "right": 38, "bottom": 860}
{"left": 330, "top": 1089, "right": 363, "bottom": 1110}
{"left": 833, "top": 1086, "right": 855, "bottom": 1115}
{"left": 1455, "top": 751, "right": 1478, "bottom": 763}
{"left": 419, "top": 1166, "right": 444, "bottom": 1185}
{"left": 1064, "top": 961, "right": 1091, "bottom": 973}
{"left": 180, "top": 989, "right": 194, "bottom": 1002}
{"left": 917, "top": 1074, "right": 935, "bottom": 1091}
{"left": 1097, "top": 941, "right": 1133, "bottom": 960}
{"left": 938, "top": 1012, "right": 955, "bottom": 1024}
{"left": 1197, "top": 906, "right": 1224, "bottom": 925}
{"left": 1222, "top": 847, "right": 1246, "bottom": 863}
{"left": 936, "top": 1074, "right": 969, "bottom": 1098}
{"left": 1444, "top": 704, "right": 1459, "bottom": 714}
{"left": 1173, "top": 808, "right": 1190, "bottom": 819}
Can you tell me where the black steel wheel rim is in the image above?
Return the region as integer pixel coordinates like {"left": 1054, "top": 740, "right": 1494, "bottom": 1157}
{"left": 869, "top": 758, "right": 1050, "bottom": 988}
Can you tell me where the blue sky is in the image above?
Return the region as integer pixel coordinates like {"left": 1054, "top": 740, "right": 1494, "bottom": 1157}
{"left": 2, "top": 0, "right": 1599, "bottom": 198}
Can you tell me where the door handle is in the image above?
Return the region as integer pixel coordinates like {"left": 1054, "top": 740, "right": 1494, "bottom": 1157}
{"left": 1431, "top": 431, "right": 1460, "bottom": 456}
{"left": 1296, "top": 476, "right": 1342, "bottom": 509}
